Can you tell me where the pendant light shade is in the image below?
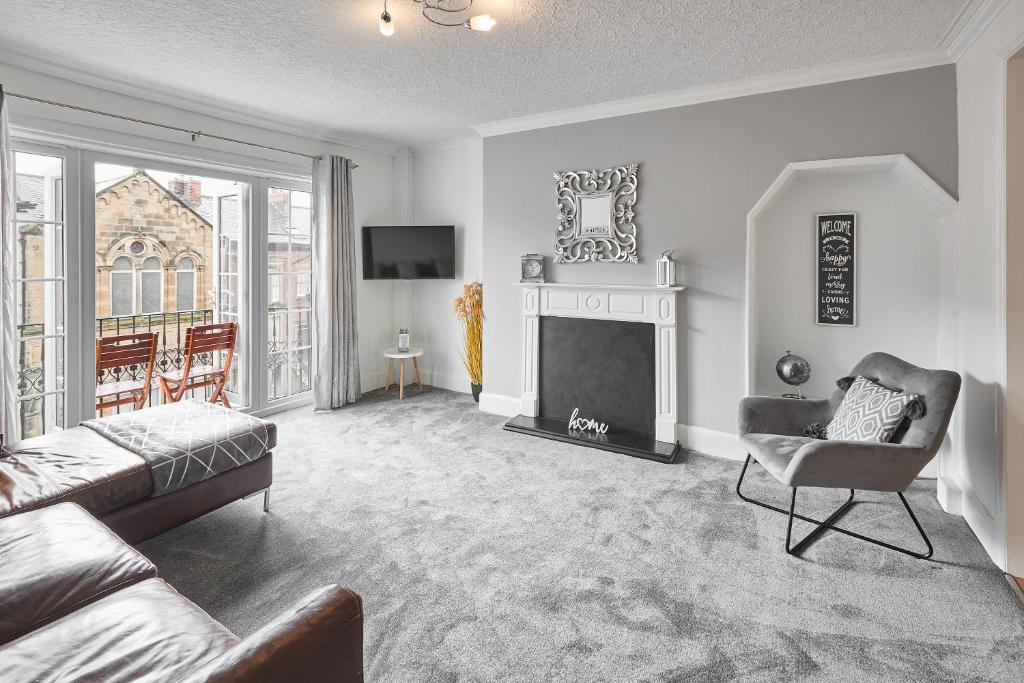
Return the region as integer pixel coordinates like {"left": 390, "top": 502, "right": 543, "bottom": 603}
{"left": 467, "top": 14, "right": 496, "bottom": 31}
{"left": 379, "top": 6, "right": 394, "bottom": 36}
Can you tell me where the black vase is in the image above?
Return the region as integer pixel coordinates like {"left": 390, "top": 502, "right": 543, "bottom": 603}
{"left": 471, "top": 383, "right": 482, "bottom": 402}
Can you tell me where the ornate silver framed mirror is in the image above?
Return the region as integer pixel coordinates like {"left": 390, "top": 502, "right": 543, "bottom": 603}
{"left": 554, "top": 163, "right": 639, "bottom": 263}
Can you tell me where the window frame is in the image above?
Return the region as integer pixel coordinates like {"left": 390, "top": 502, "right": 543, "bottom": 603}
{"left": 265, "top": 182, "right": 315, "bottom": 405}
{"left": 109, "top": 256, "right": 135, "bottom": 317}
{"left": 77, "top": 149, "right": 312, "bottom": 416}
{"left": 175, "top": 256, "right": 196, "bottom": 312}
{"left": 7, "top": 142, "right": 83, "bottom": 441}
{"left": 139, "top": 256, "right": 163, "bottom": 315}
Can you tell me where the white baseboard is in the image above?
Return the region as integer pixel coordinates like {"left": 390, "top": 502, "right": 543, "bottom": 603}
{"left": 959, "top": 477, "right": 1005, "bottom": 570}
{"left": 360, "top": 370, "right": 386, "bottom": 394}
{"left": 937, "top": 475, "right": 964, "bottom": 515}
{"left": 360, "top": 368, "right": 471, "bottom": 395}
{"left": 479, "top": 392, "right": 520, "bottom": 417}
{"left": 424, "top": 370, "right": 472, "bottom": 394}
{"left": 678, "top": 424, "right": 746, "bottom": 460}
{"left": 939, "top": 471, "right": 1005, "bottom": 569}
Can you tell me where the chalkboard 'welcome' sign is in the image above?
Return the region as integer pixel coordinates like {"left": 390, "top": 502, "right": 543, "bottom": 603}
{"left": 816, "top": 213, "right": 856, "bottom": 326}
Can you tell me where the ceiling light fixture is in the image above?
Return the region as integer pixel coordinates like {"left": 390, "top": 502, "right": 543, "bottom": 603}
{"left": 377, "top": 0, "right": 496, "bottom": 35}
{"left": 379, "top": 1, "right": 395, "bottom": 36}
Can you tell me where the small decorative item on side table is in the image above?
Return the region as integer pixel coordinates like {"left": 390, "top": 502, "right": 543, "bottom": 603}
{"left": 776, "top": 350, "right": 811, "bottom": 399}
{"left": 520, "top": 254, "right": 544, "bottom": 283}
{"left": 454, "top": 281, "right": 484, "bottom": 401}
{"left": 397, "top": 328, "right": 410, "bottom": 353}
{"left": 381, "top": 346, "right": 423, "bottom": 400}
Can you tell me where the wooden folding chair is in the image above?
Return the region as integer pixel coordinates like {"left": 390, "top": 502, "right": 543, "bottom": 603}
{"left": 95, "top": 332, "right": 158, "bottom": 415}
{"left": 158, "top": 322, "right": 238, "bottom": 407}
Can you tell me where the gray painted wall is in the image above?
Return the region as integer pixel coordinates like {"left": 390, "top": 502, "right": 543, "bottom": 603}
{"left": 482, "top": 65, "right": 958, "bottom": 434}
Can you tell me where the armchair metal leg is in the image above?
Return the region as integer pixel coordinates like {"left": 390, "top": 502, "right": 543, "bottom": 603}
{"left": 737, "top": 454, "right": 934, "bottom": 559}
{"left": 785, "top": 487, "right": 855, "bottom": 556}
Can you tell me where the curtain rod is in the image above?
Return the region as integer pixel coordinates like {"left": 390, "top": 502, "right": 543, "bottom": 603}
{"left": 3, "top": 90, "right": 358, "bottom": 168}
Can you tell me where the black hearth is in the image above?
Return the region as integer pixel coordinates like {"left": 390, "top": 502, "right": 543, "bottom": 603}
{"left": 504, "top": 315, "right": 681, "bottom": 463}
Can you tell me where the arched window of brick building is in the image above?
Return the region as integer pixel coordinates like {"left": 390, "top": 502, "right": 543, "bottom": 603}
{"left": 140, "top": 256, "right": 163, "bottom": 314}
{"left": 110, "top": 256, "right": 133, "bottom": 316}
{"left": 176, "top": 257, "right": 195, "bottom": 312}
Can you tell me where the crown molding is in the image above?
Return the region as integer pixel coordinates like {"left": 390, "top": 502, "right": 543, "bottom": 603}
{"left": 472, "top": 50, "right": 954, "bottom": 138}
{"left": 941, "top": 0, "right": 1009, "bottom": 61}
{"left": 470, "top": 0, "right": 998, "bottom": 139}
{"left": 412, "top": 136, "right": 483, "bottom": 156}
{"left": 0, "top": 45, "right": 402, "bottom": 157}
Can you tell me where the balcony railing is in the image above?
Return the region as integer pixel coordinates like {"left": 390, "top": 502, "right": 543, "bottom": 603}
{"left": 95, "top": 309, "right": 217, "bottom": 409}
{"left": 15, "top": 308, "right": 311, "bottom": 416}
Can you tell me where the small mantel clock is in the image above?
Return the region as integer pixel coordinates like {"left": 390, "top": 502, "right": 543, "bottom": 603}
{"left": 520, "top": 254, "right": 545, "bottom": 283}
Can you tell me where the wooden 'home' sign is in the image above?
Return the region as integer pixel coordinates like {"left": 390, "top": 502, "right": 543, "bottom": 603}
{"left": 816, "top": 213, "right": 856, "bottom": 326}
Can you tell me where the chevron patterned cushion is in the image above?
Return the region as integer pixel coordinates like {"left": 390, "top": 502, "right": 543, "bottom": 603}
{"left": 826, "top": 375, "right": 917, "bottom": 443}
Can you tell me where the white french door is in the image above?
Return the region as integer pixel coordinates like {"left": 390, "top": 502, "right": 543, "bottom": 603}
{"left": 6, "top": 140, "right": 313, "bottom": 439}
{"left": 266, "top": 183, "right": 313, "bottom": 402}
{"left": 8, "top": 142, "right": 83, "bottom": 440}
{"left": 84, "top": 151, "right": 254, "bottom": 411}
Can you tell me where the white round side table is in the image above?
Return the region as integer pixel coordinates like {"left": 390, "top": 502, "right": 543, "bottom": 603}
{"left": 382, "top": 347, "right": 423, "bottom": 400}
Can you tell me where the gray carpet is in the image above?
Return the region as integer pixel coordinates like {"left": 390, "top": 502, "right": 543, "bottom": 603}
{"left": 139, "top": 388, "right": 1024, "bottom": 681}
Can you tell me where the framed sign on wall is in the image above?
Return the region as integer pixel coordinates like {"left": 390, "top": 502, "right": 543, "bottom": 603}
{"left": 816, "top": 212, "right": 856, "bottom": 326}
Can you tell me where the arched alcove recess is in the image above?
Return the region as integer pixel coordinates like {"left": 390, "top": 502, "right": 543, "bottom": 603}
{"left": 745, "top": 155, "right": 958, "bottom": 408}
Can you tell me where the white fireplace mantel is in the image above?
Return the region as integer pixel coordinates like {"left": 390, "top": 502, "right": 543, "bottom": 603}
{"left": 514, "top": 282, "right": 686, "bottom": 444}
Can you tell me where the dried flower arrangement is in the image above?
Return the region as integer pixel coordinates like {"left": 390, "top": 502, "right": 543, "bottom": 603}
{"left": 453, "top": 281, "right": 483, "bottom": 396}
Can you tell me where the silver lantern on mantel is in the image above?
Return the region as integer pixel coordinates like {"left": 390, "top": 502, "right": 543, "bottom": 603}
{"left": 656, "top": 250, "right": 676, "bottom": 288}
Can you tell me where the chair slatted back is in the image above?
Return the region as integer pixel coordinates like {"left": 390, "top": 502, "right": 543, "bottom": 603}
{"left": 183, "top": 322, "right": 238, "bottom": 374}
{"left": 96, "top": 333, "right": 158, "bottom": 376}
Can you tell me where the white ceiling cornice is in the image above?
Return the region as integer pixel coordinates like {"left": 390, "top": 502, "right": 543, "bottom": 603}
{"left": 471, "top": 0, "right": 1001, "bottom": 140}
{"left": 940, "top": 0, "right": 1008, "bottom": 60}
{"left": 0, "top": 45, "right": 403, "bottom": 157}
{"left": 471, "top": 50, "right": 954, "bottom": 138}
{"left": 412, "top": 136, "right": 483, "bottom": 156}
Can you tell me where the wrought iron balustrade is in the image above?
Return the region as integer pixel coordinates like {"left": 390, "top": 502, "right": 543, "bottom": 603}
{"left": 14, "top": 308, "right": 312, "bottom": 411}
{"left": 97, "top": 308, "right": 213, "bottom": 371}
{"left": 95, "top": 309, "right": 216, "bottom": 408}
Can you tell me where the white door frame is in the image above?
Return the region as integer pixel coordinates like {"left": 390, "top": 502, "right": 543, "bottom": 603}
{"left": 8, "top": 140, "right": 83, "bottom": 438}
{"left": 260, "top": 178, "right": 315, "bottom": 413}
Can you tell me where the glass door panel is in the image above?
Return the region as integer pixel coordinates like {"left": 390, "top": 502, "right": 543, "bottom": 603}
{"left": 93, "top": 163, "right": 248, "bottom": 410}
{"left": 13, "top": 152, "right": 66, "bottom": 438}
{"left": 267, "top": 187, "right": 312, "bottom": 400}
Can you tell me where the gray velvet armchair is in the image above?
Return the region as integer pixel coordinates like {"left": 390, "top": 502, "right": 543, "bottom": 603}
{"left": 736, "top": 352, "right": 961, "bottom": 558}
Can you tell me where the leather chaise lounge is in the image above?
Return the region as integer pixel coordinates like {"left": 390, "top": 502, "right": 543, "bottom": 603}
{"left": 0, "top": 503, "right": 365, "bottom": 681}
{"left": 0, "top": 421, "right": 275, "bottom": 544}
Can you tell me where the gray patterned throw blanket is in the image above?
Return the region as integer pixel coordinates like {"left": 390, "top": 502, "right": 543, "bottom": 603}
{"left": 83, "top": 399, "right": 272, "bottom": 497}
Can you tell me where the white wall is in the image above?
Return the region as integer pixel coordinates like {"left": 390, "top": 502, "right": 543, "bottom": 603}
{"left": 751, "top": 172, "right": 943, "bottom": 399}
{"left": 410, "top": 138, "right": 484, "bottom": 393}
{"left": 0, "top": 59, "right": 399, "bottom": 396}
{"left": 951, "top": 0, "right": 1024, "bottom": 573}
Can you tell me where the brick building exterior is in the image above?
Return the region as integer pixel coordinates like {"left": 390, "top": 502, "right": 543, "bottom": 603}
{"left": 95, "top": 170, "right": 212, "bottom": 319}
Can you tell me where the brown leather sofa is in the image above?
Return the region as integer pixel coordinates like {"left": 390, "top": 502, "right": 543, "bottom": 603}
{"left": 0, "top": 503, "right": 364, "bottom": 682}
{"left": 0, "top": 423, "right": 275, "bottom": 544}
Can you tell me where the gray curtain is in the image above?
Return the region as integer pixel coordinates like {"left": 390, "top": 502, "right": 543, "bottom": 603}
{"left": 0, "top": 87, "right": 16, "bottom": 438}
{"left": 312, "top": 155, "right": 360, "bottom": 410}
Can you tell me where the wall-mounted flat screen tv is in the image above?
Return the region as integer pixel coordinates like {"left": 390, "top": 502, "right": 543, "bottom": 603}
{"left": 362, "top": 225, "right": 456, "bottom": 280}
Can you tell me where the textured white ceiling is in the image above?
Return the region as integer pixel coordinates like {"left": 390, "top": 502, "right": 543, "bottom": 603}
{"left": 0, "top": 0, "right": 971, "bottom": 147}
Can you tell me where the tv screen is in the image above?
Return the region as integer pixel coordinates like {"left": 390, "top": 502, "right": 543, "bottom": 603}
{"left": 362, "top": 225, "right": 455, "bottom": 280}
